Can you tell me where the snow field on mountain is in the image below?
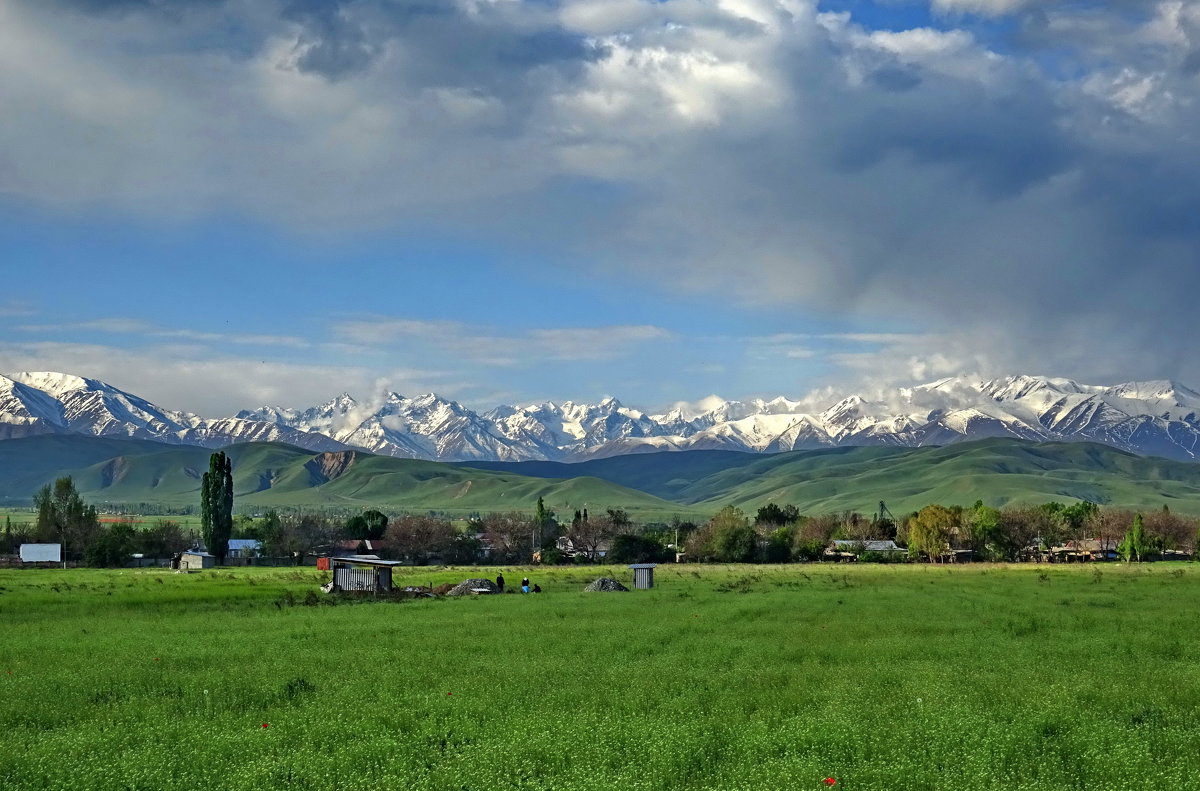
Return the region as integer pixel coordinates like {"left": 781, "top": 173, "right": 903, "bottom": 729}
{"left": 5, "top": 371, "right": 1200, "bottom": 462}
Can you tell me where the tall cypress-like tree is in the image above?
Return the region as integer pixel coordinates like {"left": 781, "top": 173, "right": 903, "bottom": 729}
{"left": 200, "top": 451, "right": 234, "bottom": 564}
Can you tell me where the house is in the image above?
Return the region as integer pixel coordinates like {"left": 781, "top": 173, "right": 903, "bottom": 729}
{"left": 824, "top": 540, "right": 907, "bottom": 562}
{"left": 555, "top": 536, "right": 611, "bottom": 560}
{"left": 332, "top": 539, "right": 386, "bottom": 555}
{"left": 1049, "top": 538, "right": 1120, "bottom": 562}
{"left": 226, "top": 539, "right": 262, "bottom": 559}
{"left": 19, "top": 543, "right": 62, "bottom": 564}
{"left": 179, "top": 550, "right": 215, "bottom": 570}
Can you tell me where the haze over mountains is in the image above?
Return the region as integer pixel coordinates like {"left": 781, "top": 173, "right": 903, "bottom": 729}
{"left": 3, "top": 371, "right": 1200, "bottom": 463}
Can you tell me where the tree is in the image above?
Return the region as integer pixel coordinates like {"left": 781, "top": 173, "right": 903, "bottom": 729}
{"left": 686, "top": 506, "right": 756, "bottom": 562}
{"left": 1143, "top": 508, "right": 1197, "bottom": 553}
{"left": 200, "top": 451, "right": 234, "bottom": 564}
{"left": 1119, "top": 513, "right": 1149, "bottom": 563}
{"left": 605, "top": 508, "right": 630, "bottom": 528}
{"left": 140, "top": 519, "right": 189, "bottom": 560}
{"left": 966, "top": 501, "right": 1006, "bottom": 561}
{"left": 608, "top": 533, "right": 667, "bottom": 564}
{"left": 33, "top": 477, "right": 100, "bottom": 561}
{"left": 480, "top": 512, "right": 535, "bottom": 563}
{"left": 346, "top": 509, "right": 388, "bottom": 540}
{"left": 565, "top": 511, "right": 617, "bottom": 562}
{"left": 384, "top": 515, "right": 455, "bottom": 563}
{"left": 761, "top": 525, "right": 794, "bottom": 563}
{"left": 85, "top": 522, "right": 138, "bottom": 567}
{"left": 533, "top": 497, "right": 558, "bottom": 550}
{"left": 906, "top": 504, "right": 957, "bottom": 562}
{"left": 756, "top": 503, "right": 797, "bottom": 526}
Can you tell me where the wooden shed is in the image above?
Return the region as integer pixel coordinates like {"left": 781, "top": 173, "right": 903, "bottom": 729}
{"left": 180, "top": 551, "right": 215, "bottom": 570}
{"left": 330, "top": 557, "right": 404, "bottom": 593}
{"left": 629, "top": 563, "right": 657, "bottom": 589}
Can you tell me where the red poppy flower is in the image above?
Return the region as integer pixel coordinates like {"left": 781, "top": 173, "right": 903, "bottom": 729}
{"left": 447, "top": 692, "right": 453, "bottom": 696}
{"left": 262, "top": 723, "right": 269, "bottom": 728}
{"left": 822, "top": 778, "right": 836, "bottom": 786}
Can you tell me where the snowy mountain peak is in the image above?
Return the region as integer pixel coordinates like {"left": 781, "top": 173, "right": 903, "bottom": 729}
{"left": 5, "top": 371, "right": 1200, "bottom": 463}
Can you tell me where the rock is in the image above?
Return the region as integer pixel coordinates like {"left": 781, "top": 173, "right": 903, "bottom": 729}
{"left": 446, "top": 578, "right": 501, "bottom": 596}
{"left": 583, "top": 577, "right": 629, "bottom": 592}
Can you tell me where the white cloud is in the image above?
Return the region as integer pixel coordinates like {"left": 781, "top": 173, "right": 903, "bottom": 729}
{"left": 332, "top": 317, "right": 672, "bottom": 364}
{"left": 0, "top": 340, "right": 384, "bottom": 415}
{"left": 0, "top": 0, "right": 1197, "bottom": 393}
{"left": 15, "top": 317, "right": 310, "bottom": 349}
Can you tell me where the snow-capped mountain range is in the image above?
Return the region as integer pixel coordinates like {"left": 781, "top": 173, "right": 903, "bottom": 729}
{"left": 3, "top": 371, "right": 1200, "bottom": 463}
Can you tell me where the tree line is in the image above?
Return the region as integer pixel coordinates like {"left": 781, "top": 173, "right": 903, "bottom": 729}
{"left": 5, "top": 467, "right": 1197, "bottom": 567}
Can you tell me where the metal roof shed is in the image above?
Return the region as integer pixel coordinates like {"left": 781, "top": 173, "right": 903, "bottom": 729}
{"left": 180, "top": 551, "right": 215, "bottom": 570}
{"left": 628, "top": 563, "right": 658, "bottom": 589}
{"left": 330, "top": 557, "right": 405, "bottom": 593}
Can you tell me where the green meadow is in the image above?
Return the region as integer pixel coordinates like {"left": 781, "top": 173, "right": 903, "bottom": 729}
{"left": 3, "top": 563, "right": 1200, "bottom": 790}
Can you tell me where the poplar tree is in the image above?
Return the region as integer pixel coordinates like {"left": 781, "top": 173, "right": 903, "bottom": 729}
{"left": 1119, "top": 513, "right": 1147, "bottom": 563}
{"left": 201, "top": 451, "right": 234, "bottom": 564}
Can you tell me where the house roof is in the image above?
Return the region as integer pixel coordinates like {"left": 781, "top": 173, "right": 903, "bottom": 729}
{"left": 331, "top": 556, "right": 406, "bottom": 567}
{"left": 830, "top": 540, "right": 904, "bottom": 552}
{"left": 227, "top": 539, "right": 261, "bottom": 550}
{"left": 628, "top": 563, "right": 658, "bottom": 569}
{"left": 182, "top": 550, "right": 214, "bottom": 557}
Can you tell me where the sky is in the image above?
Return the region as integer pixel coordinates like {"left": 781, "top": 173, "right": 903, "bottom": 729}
{"left": 0, "top": 0, "right": 1197, "bottom": 416}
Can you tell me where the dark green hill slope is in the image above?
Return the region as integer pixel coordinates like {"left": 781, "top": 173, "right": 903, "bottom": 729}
{"left": 461, "top": 439, "right": 1200, "bottom": 515}
{"left": 0, "top": 436, "right": 695, "bottom": 518}
{"left": 5, "top": 435, "right": 1200, "bottom": 517}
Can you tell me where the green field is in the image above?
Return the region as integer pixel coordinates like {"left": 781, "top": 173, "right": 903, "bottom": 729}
{"left": 3, "top": 563, "right": 1199, "bottom": 790}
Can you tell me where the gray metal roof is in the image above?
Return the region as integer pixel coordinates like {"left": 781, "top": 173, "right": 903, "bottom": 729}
{"left": 227, "top": 539, "right": 261, "bottom": 550}
{"left": 331, "top": 557, "right": 406, "bottom": 567}
{"left": 830, "top": 540, "right": 904, "bottom": 552}
{"left": 628, "top": 563, "right": 658, "bottom": 569}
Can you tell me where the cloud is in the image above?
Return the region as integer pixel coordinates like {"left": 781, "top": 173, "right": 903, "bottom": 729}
{"left": 15, "top": 317, "right": 310, "bottom": 349}
{"left": 0, "top": 339, "right": 450, "bottom": 416}
{"left": 0, "top": 301, "right": 37, "bottom": 318}
{"left": 0, "top": 0, "right": 1197, "bottom": 393}
{"left": 332, "top": 317, "right": 672, "bottom": 364}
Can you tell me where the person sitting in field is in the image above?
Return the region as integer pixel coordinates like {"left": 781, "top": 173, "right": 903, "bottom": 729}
{"left": 532, "top": 584, "right": 542, "bottom": 593}
{"left": 521, "top": 577, "right": 530, "bottom": 593}
{"left": 495, "top": 573, "right": 505, "bottom": 593}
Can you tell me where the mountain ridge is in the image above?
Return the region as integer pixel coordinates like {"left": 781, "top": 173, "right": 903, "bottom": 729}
{"left": 5, "top": 370, "right": 1200, "bottom": 463}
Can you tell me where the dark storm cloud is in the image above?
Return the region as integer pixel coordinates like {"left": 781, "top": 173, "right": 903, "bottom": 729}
{"left": 3, "top": 0, "right": 1200, "bottom": 387}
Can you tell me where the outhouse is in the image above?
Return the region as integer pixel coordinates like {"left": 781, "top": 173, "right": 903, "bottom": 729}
{"left": 330, "top": 557, "right": 404, "bottom": 593}
{"left": 628, "top": 563, "right": 657, "bottom": 589}
{"left": 180, "top": 550, "right": 215, "bottom": 570}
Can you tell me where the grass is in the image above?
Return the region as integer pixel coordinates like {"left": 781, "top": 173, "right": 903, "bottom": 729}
{"left": 3, "top": 562, "right": 1200, "bottom": 789}
{"left": 11, "top": 435, "right": 1200, "bottom": 519}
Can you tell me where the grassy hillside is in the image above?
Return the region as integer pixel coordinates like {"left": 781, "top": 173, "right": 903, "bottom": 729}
{"left": 464, "top": 438, "right": 1200, "bottom": 515}
{"left": 462, "top": 448, "right": 761, "bottom": 501}
{"left": 5, "top": 435, "right": 1200, "bottom": 518}
{"left": 0, "top": 436, "right": 699, "bottom": 519}
{"left": 683, "top": 439, "right": 1200, "bottom": 514}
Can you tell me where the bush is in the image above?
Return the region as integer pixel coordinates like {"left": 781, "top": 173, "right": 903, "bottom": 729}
{"left": 793, "top": 538, "right": 827, "bottom": 562}
{"left": 84, "top": 523, "right": 137, "bottom": 567}
{"left": 608, "top": 533, "right": 668, "bottom": 564}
